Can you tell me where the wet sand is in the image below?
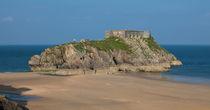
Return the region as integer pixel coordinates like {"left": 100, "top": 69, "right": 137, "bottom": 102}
{"left": 0, "top": 72, "right": 210, "bottom": 110}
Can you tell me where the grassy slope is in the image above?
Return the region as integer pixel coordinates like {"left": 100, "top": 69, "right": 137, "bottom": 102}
{"left": 47, "top": 36, "right": 169, "bottom": 57}
{"left": 73, "top": 36, "right": 133, "bottom": 54}
{"left": 142, "top": 37, "right": 169, "bottom": 53}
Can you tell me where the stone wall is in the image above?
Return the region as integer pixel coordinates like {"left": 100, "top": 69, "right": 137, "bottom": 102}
{"left": 105, "top": 30, "right": 150, "bottom": 39}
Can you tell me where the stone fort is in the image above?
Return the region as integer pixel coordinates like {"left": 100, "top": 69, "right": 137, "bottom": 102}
{"left": 105, "top": 30, "right": 151, "bottom": 39}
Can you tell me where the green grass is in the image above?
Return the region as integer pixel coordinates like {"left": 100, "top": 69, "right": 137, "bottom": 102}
{"left": 74, "top": 43, "right": 85, "bottom": 52}
{"left": 86, "top": 36, "right": 133, "bottom": 54}
{"left": 142, "top": 37, "right": 169, "bottom": 53}
{"left": 73, "top": 36, "right": 133, "bottom": 54}
{"left": 44, "top": 60, "right": 49, "bottom": 63}
{"left": 46, "top": 36, "right": 168, "bottom": 58}
{"left": 73, "top": 43, "right": 92, "bottom": 53}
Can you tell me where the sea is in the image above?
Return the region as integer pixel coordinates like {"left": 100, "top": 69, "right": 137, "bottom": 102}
{"left": 0, "top": 45, "right": 210, "bottom": 85}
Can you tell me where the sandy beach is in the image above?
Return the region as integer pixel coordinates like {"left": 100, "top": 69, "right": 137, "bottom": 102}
{"left": 0, "top": 72, "right": 210, "bottom": 110}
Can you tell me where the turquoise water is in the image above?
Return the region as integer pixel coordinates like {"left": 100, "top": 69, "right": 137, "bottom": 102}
{"left": 0, "top": 45, "right": 210, "bottom": 84}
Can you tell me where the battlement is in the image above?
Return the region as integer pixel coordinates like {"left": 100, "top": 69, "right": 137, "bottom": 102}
{"left": 105, "top": 30, "right": 151, "bottom": 39}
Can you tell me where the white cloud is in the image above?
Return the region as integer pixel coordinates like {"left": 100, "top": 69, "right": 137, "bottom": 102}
{"left": 0, "top": 17, "right": 14, "bottom": 22}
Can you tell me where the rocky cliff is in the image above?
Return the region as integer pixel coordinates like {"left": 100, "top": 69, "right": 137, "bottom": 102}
{"left": 0, "top": 95, "right": 29, "bottom": 110}
{"left": 29, "top": 36, "right": 182, "bottom": 73}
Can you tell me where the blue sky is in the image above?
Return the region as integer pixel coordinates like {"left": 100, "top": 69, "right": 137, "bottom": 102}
{"left": 0, "top": 0, "right": 210, "bottom": 45}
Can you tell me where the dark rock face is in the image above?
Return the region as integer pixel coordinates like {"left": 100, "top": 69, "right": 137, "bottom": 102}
{"left": 0, "top": 96, "right": 29, "bottom": 110}
{"left": 29, "top": 36, "right": 182, "bottom": 72}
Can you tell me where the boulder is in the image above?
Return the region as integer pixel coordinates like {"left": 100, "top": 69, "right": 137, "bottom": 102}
{"left": 0, "top": 95, "right": 29, "bottom": 110}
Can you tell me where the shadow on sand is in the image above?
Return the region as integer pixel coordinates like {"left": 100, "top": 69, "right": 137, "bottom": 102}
{"left": 0, "top": 85, "right": 39, "bottom": 109}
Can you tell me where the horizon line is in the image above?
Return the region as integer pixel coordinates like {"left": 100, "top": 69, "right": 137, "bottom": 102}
{"left": 0, "top": 44, "right": 210, "bottom": 46}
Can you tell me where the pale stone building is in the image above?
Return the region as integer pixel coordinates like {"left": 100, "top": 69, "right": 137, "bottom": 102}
{"left": 105, "top": 30, "right": 151, "bottom": 39}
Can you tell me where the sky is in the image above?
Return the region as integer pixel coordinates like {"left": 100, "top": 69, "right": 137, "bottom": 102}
{"left": 0, "top": 0, "right": 210, "bottom": 45}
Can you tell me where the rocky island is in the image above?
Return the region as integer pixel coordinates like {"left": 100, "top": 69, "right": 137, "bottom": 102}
{"left": 29, "top": 30, "right": 182, "bottom": 74}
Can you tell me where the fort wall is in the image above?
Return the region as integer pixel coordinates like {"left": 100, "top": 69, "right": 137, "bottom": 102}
{"left": 105, "top": 30, "right": 150, "bottom": 39}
